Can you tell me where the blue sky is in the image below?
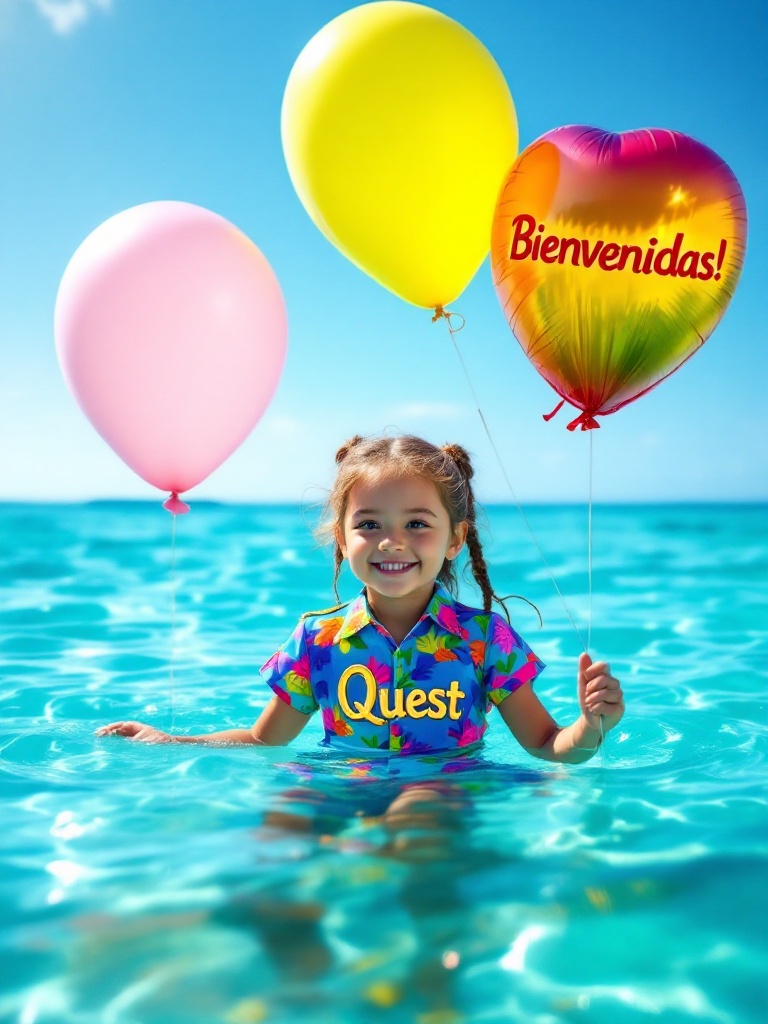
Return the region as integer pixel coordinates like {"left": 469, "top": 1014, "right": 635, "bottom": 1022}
{"left": 0, "top": 0, "right": 765, "bottom": 504}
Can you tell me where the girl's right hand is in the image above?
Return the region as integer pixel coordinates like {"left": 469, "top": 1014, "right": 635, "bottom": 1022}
{"left": 95, "top": 722, "right": 176, "bottom": 744}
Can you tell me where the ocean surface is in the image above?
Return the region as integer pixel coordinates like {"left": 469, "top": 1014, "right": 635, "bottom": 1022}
{"left": 0, "top": 501, "right": 766, "bottom": 1024}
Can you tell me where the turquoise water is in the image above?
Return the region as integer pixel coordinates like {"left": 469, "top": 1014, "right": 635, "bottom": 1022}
{"left": 1, "top": 501, "right": 766, "bottom": 1024}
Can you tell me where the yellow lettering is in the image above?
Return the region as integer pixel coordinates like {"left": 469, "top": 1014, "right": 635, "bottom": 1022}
{"left": 379, "top": 687, "right": 405, "bottom": 720}
{"left": 338, "top": 665, "right": 384, "bottom": 725}
{"left": 405, "top": 689, "right": 429, "bottom": 718}
{"left": 446, "top": 680, "right": 465, "bottom": 720}
{"left": 427, "top": 689, "right": 447, "bottom": 719}
{"left": 336, "top": 672, "right": 465, "bottom": 725}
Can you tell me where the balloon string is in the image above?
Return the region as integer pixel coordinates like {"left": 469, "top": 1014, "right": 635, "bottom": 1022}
{"left": 169, "top": 512, "right": 178, "bottom": 732}
{"left": 589, "top": 429, "right": 607, "bottom": 767}
{"left": 435, "top": 308, "right": 587, "bottom": 653}
{"left": 593, "top": 425, "right": 598, "bottom": 651}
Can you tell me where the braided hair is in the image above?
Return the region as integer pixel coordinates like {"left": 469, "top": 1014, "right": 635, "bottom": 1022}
{"left": 317, "top": 433, "right": 511, "bottom": 620}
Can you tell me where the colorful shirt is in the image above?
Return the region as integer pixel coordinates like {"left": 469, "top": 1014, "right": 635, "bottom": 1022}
{"left": 260, "top": 584, "right": 545, "bottom": 757}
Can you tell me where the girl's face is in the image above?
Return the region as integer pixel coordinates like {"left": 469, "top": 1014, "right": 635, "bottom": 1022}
{"left": 337, "top": 474, "right": 467, "bottom": 607}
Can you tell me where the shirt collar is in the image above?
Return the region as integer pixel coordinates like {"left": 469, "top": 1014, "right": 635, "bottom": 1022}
{"left": 332, "top": 582, "right": 464, "bottom": 642}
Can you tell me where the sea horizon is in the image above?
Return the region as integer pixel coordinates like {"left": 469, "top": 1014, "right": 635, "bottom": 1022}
{"left": 1, "top": 497, "right": 767, "bottom": 509}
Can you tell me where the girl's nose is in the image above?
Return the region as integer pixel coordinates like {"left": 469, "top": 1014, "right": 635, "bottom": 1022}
{"left": 378, "top": 533, "right": 405, "bottom": 551}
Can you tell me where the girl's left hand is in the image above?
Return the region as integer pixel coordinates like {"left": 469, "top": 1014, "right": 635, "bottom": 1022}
{"left": 578, "top": 653, "right": 624, "bottom": 732}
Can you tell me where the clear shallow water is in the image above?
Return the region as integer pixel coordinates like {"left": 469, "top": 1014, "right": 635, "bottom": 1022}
{"left": 1, "top": 501, "right": 766, "bottom": 1024}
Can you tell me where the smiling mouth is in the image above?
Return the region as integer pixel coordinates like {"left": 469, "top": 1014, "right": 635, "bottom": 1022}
{"left": 372, "top": 562, "right": 418, "bottom": 575}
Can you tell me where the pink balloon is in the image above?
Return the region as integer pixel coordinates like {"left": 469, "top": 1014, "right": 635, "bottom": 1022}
{"left": 55, "top": 201, "right": 287, "bottom": 509}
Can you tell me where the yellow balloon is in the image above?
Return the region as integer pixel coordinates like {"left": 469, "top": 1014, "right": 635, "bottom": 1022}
{"left": 282, "top": 1, "right": 518, "bottom": 309}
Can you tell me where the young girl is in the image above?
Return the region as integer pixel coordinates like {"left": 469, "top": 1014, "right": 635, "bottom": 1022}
{"left": 97, "top": 434, "right": 624, "bottom": 762}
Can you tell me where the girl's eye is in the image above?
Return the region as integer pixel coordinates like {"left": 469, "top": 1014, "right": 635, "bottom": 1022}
{"left": 407, "top": 520, "right": 429, "bottom": 529}
{"left": 354, "top": 520, "right": 379, "bottom": 530}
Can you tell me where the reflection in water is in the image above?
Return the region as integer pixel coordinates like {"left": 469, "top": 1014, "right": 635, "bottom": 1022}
{"left": 69, "top": 765, "right": 530, "bottom": 1022}
{"left": 65, "top": 758, "right": 768, "bottom": 1024}
{"left": 254, "top": 774, "right": 474, "bottom": 1019}
{"left": 64, "top": 764, "right": 641, "bottom": 1022}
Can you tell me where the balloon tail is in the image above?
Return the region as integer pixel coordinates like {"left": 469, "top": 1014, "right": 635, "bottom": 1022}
{"left": 163, "top": 492, "right": 191, "bottom": 515}
{"left": 543, "top": 401, "right": 600, "bottom": 431}
{"left": 543, "top": 398, "right": 565, "bottom": 422}
{"left": 567, "top": 410, "right": 601, "bottom": 432}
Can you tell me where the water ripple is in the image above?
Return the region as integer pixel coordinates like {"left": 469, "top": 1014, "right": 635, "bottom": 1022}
{"left": 0, "top": 503, "right": 766, "bottom": 1024}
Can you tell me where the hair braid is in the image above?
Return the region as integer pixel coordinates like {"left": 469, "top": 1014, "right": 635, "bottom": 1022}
{"left": 332, "top": 542, "right": 344, "bottom": 603}
{"left": 443, "top": 444, "right": 512, "bottom": 622}
{"left": 328, "top": 435, "right": 368, "bottom": 601}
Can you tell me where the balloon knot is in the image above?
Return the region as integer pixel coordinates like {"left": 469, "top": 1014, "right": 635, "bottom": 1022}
{"left": 432, "top": 305, "right": 465, "bottom": 332}
{"left": 566, "top": 410, "right": 601, "bottom": 432}
{"left": 163, "top": 492, "right": 191, "bottom": 515}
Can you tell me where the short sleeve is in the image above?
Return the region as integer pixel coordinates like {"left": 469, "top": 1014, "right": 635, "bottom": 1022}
{"left": 259, "top": 619, "right": 319, "bottom": 715}
{"left": 483, "top": 613, "right": 545, "bottom": 707}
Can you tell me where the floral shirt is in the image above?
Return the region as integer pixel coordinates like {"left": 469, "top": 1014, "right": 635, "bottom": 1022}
{"left": 260, "top": 584, "right": 545, "bottom": 757}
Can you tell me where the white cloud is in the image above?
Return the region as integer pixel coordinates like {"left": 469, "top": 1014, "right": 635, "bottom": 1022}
{"left": 260, "top": 413, "right": 305, "bottom": 440}
{"left": 32, "top": 0, "right": 110, "bottom": 35}
{"left": 385, "top": 401, "right": 466, "bottom": 421}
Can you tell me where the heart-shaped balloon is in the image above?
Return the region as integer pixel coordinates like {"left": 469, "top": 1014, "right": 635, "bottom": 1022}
{"left": 491, "top": 126, "right": 747, "bottom": 429}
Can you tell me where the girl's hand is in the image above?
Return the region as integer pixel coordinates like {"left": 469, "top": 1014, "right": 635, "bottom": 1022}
{"left": 95, "top": 721, "right": 176, "bottom": 744}
{"left": 578, "top": 653, "right": 624, "bottom": 733}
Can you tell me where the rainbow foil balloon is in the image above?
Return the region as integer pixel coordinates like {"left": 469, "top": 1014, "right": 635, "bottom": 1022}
{"left": 491, "top": 126, "right": 747, "bottom": 429}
